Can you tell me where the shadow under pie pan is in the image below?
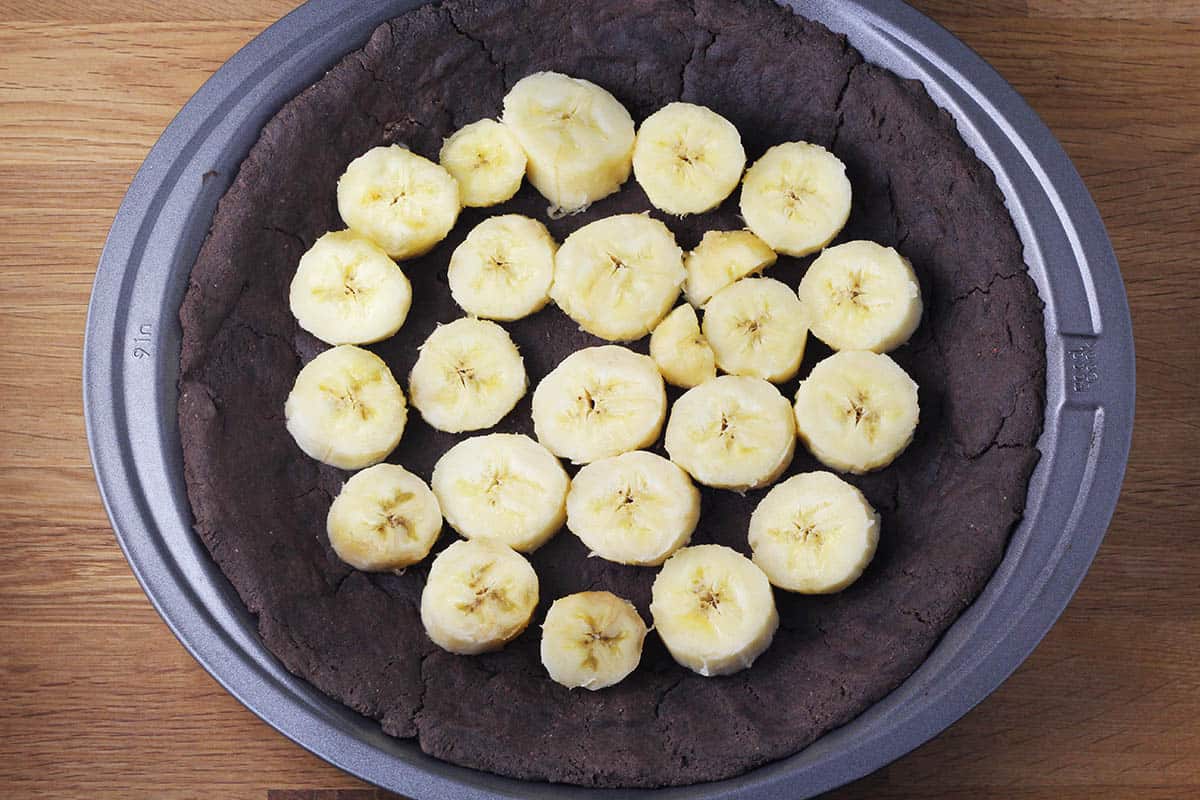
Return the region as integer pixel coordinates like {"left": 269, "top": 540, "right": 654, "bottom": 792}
{"left": 84, "top": 0, "right": 1134, "bottom": 797}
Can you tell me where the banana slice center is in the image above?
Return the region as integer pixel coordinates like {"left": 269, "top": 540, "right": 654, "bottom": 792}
{"left": 831, "top": 270, "right": 888, "bottom": 311}
{"left": 371, "top": 176, "right": 434, "bottom": 217}
{"left": 711, "top": 403, "right": 776, "bottom": 456}
{"left": 574, "top": 385, "right": 610, "bottom": 419}
{"left": 611, "top": 479, "right": 653, "bottom": 515}
{"left": 458, "top": 562, "right": 515, "bottom": 614}
{"left": 590, "top": 244, "right": 666, "bottom": 295}
{"left": 311, "top": 258, "right": 375, "bottom": 307}
{"left": 452, "top": 360, "right": 476, "bottom": 387}
{"left": 845, "top": 391, "right": 880, "bottom": 437}
{"left": 670, "top": 141, "right": 721, "bottom": 182}
{"left": 711, "top": 409, "right": 742, "bottom": 448}
{"left": 785, "top": 184, "right": 812, "bottom": 203}
{"left": 773, "top": 502, "right": 838, "bottom": 547}
{"left": 597, "top": 251, "right": 644, "bottom": 302}
{"left": 691, "top": 578, "right": 728, "bottom": 615}
{"left": 584, "top": 628, "right": 626, "bottom": 645}
{"left": 537, "top": 98, "right": 599, "bottom": 147}
{"left": 789, "top": 522, "right": 820, "bottom": 545}
{"left": 737, "top": 313, "right": 768, "bottom": 343}
{"left": 780, "top": 177, "right": 831, "bottom": 218}
{"left": 484, "top": 469, "right": 508, "bottom": 501}
{"left": 320, "top": 374, "right": 380, "bottom": 420}
{"left": 436, "top": 350, "right": 503, "bottom": 395}
{"left": 671, "top": 138, "right": 707, "bottom": 168}
{"left": 579, "top": 619, "right": 627, "bottom": 670}
{"left": 480, "top": 466, "right": 538, "bottom": 507}
{"left": 340, "top": 267, "right": 365, "bottom": 299}
{"left": 371, "top": 188, "right": 408, "bottom": 206}
{"left": 375, "top": 490, "right": 417, "bottom": 538}
{"left": 486, "top": 253, "right": 515, "bottom": 281}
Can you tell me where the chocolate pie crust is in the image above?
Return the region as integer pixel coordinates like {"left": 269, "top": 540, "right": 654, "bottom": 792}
{"left": 178, "top": 0, "right": 1045, "bottom": 786}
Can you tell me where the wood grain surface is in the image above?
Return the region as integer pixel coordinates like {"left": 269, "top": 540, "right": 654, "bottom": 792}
{"left": 0, "top": 1, "right": 1196, "bottom": 797}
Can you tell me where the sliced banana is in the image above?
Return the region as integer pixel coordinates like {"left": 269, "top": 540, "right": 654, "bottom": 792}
{"left": 408, "top": 317, "right": 527, "bottom": 433}
{"left": 797, "top": 240, "right": 922, "bottom": 353}
{"left": 501, "top": 71, "right": 635, "bottom": 214}
{"left": 438, "top": 119, "right": 527, "bottom": 207}
{"left": 566, "top": 451, "right": 700, "bottom": 566}
{"left": 540, "top": 591, "right": 648, "bottom": 690}
{"left": 683, "top": 229, "right": 778, "bottom": 308}
{"left": 532, "top": 345, "right": 667, "bottom": 465}
{"left": 550, "top": 213, "right": 685, "bottom": 342}
{"left": 430, "top": 433, "right": 570, "bottom": 553}
{"left": 632, "top": 102, "right": 746, "bottom": 216}
{"left": 702, "top": 277, "right": 808, "bottom": 383}
{"left": 740, "top": 141, "right": 851, "bottom": 257}
{"left": 336, "top": 145, "right": 461, "bottom": 260}
{"left": 448, "top": 215, "right": 557, "bottom": 321}
{"left": 288, "top": 230, "right": 412, "bottom": 346}
{"left": 748, "top": 471, "right": 880, "bottom": 593}
{"left": 664, "top": 375, "right": 795, "bottom": 491}
{"left": 649, "top": 544, "right": 779, "bottom": 676}
{"left": 284, "top": 345, "right": 407, "bottom": 470}
{"left": 649, "top": 304, "right": 716, "bottom": 389}
{"left": 420, "top": 538, "right": 539, "bottom": 655}
{"left": 326, "top": 464, "right": 442, "bottom": 572}
{"left": 793, "top": 350, "right": 919, "bottom": 474}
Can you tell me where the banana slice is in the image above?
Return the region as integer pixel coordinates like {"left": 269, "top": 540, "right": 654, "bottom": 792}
{"left": 550, "top": 213, "right": 685, "bottom": 342}
{"left": 566, "top": 451, "right": 700, "bottom": 566}
{"left": 793, "top": 350, "right": 919, "bottom": 474}
{"left": 438, "top": 119, "right": 527, "bottom": 207}
{"left": 797, "top": 240, "right": 922, "bottom": 353}
{"left": 540, "top": 591, "right": 648, "bottom": 690}
{"left": 336, "top": 145, "right": 461, "bottom": 260}
{"left": 285, "top": 345, "right": 407, "bottom": 470}
{"left": 740, "top": 141, "right": 852, "bottom": 257}
{"left": 649, "top": 304, "right": 716, "bottom": 389}
{"left": 631, "top": 102, "right": 746, "bottom": 216}
{"left": 702, "top": 277, "right": 808, "bottom": 383}
{"left": 649, "top": 544, "right": 779, "bottom": 676}
{"left": 748, "top": 471, "right": 880, "bottom": 594}
{"left": 430, "top": 433, "right": 570, "bottom": 553}
{"left": 408, "top": 317, "right": 527, "bottom": 433}
{"left": 420, "top": 538, "right": 539, "bottom": 655}
{"left": 532, "top": 345, "right": 667, "bottom": 465}
{"left": 683, "top": 229, "right": 778, "bottom": 308}
{"left": 326, "top": 464, "right": 442, "bottom": 572}
{"left": 448, "top": 215, "right": 557, "bottom": 321}
{"left": 664, "top": 375, "right": 795, "bottom": 491}
{"left": 501, "top": 71, "right": 635, "bottom": 214}
{"left": 288, "top": 230, "right": 412, "bottom": 346}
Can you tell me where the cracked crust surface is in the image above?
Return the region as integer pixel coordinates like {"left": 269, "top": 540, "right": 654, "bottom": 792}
{"left": 177, "top": 0, "right": 1046, "bottom": 787}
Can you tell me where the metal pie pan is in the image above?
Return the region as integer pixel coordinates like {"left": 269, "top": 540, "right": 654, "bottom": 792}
{"left": 83, "top": 1, "right": 1134, "bottom": 797}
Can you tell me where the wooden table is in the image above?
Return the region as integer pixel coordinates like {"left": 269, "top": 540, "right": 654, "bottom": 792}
{"left": 1, "top": 1, "right": 1196, "bottom": 797}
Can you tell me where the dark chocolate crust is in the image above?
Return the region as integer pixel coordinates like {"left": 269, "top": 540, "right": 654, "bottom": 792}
{"left": 178, "top": 0, "right": 1046, "bottom": 787}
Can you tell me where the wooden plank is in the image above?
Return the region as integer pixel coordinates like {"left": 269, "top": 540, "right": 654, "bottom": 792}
{"left": 0, "top": 0, "right": 292, "bottom": 22}
{"left": 914, "top": 0, "right": 1030, "bottom": 16}
{"left": 1029, "top": 0, "right": 1200, "bottom": 19}
{"left": 0, "top": 22, "right": 273, "bottom": 164}
{"left": 0, "top": 625, "right": 371, "bottom": 798}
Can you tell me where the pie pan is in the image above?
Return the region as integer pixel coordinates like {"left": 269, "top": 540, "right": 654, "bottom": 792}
{"left": 83, "top": 0, "right": 1134, "bottom": 797}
